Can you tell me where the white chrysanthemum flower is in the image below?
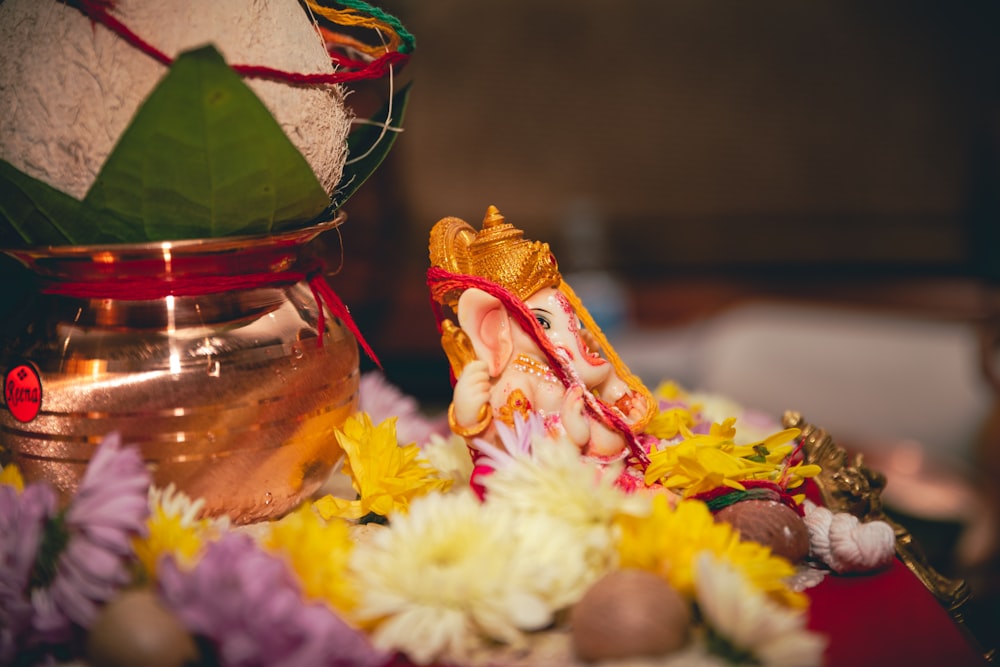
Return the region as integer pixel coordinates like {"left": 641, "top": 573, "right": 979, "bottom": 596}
{"left": 694, "top": 553, "right": 827, "bottom": 667}
{"left": 507, "top": 510, "right": 596, "bottom": 612}
{"left": 483, "top": 429, "right": 650, "bottom": 530}
{"left": 479, "top": 429, "right": 652, "bottom": 606}
{"left": 149, "top": 482, "right": 230, "bottom": 534}
{"left": 420, "top": 432, "right": 474, "bottom": 488}
{"left": 148, "top": 483, "right": 205, "bottom": 526}
{"left": 349, "top": 491, "right": 558, "bottom": 665}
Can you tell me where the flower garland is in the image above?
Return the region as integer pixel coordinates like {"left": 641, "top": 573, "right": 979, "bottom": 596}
{"left": 0, "top": 377, "right": 835, "bottom": 667}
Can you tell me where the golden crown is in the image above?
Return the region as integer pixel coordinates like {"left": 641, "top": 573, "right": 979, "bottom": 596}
{"left": 428, "top": 205, "right": 562, "bottom": 303}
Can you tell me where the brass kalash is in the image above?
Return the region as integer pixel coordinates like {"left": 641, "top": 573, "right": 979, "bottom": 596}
{"left": 0, "top": 216, "right": 359, "bottom": 523}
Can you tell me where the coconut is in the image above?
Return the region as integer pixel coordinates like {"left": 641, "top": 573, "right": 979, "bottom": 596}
{"left": 0, "top": 0, "right": 351, "bottom": 201}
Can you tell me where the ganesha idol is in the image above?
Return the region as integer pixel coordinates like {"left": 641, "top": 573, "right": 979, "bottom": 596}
{"left": 426, "top": 206, "right": 903, "bottom": 576}
{"left": 427, "top": 206, "right": 902, "bottom": 575}
{"left": 427, "top": 205, "right": 659, "bottom": 490}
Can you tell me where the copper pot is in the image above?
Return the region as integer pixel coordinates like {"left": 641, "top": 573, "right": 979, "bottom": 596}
{"left": 0, "top": 215, "right": 358, "bottom": 523}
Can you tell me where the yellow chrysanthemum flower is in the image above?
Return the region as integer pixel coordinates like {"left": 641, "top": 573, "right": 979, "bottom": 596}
{"left": 646, "top": 406, "right": 698, "bottom": 440}
{"left": 0, "top": 462, "right": 24, "bottom": 491}
{"left": 133, "top": 502, "right": 207, "bottom": 579}
{"left": 653, "top": 380, "right": 688, "bottom": 401}
{"left": 645, "top": 421, "right": 810, "bottom": 498}
{"left": 314, "top": 413, "right": 451, "bottom": 521}
{"left": 616, "top": 494, "right": 807, "bottom": 609}
{"left": 265, "top": 505, "right": 358, "bottom": 614}
{"left": 709, "top": 417, "right": 738, "bottom": 440}
{"left": 645, "top": 439, "right": 773, "bottom": 497}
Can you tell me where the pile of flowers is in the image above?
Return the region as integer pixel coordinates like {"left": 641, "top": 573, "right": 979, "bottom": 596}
{"left": 0, "top": 376, "right": 830, "bottom": 667}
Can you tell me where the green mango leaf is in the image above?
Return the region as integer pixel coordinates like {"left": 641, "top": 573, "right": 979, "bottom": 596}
{"left": 0, "top": 159, "right": 135, "bottom": 247}
{"left": 330, "top": 82, "right": 413, "bottom": 212}
{"left": 0, "top": 160, "right": 74, "bottom": 247}
{"left": 84, "top": 45, "right": 330, "bottom": 242}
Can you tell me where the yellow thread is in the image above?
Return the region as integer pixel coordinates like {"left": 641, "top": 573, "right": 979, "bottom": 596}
{"left": 558, "top": 280, "right": 656, "bottom": 432}
{"left": 306, "top": 1, "right": 402, "bottom": 53}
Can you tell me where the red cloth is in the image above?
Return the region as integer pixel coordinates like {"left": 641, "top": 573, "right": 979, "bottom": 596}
{"left": 807, "top": 558, "right": 988, "bottom": 667}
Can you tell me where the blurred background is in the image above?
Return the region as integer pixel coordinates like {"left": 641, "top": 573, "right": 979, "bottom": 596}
{"left": 328, "top": 0, "right": 1000, "bottom": 651}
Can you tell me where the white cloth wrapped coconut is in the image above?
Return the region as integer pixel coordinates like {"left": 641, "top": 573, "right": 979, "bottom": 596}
{"left": 0, "top": 0, "right": 351, "bottom": 200}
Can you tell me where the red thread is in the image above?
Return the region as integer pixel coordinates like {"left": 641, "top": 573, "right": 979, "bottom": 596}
{"left": 692, "top": 480, "right": 805, "bottom": 516}
{"left": 426, "top": 266, "right": 648, "bottom": 465}
{"left": 41, "top": 270, "right": 302, "bottom": 299}
{"left": 41, "top": 260, "right": 381, "bottom": 368}
{"left": 307, "top": 270, "right": 381, "bottom": 367}
{"left": 69, "top": 0, "right": 409, "bottom": 85}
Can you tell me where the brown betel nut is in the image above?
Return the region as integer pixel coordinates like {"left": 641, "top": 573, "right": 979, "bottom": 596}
{"left": 714, "top": 498, "right": 811, "bottom": 563}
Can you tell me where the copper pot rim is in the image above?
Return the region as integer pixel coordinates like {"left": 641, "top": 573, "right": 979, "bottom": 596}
{"left": 2, "top": 211, "right": 347, "bottom": 263}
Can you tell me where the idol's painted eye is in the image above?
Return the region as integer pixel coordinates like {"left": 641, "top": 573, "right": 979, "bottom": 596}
{"left": 535, "top": 314, "right": 551, "bottom": 330}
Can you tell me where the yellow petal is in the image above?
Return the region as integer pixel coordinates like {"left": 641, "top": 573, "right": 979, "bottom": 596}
{"left": 314, "top": 493, "right": 365, "bottom": 521}
{"left": 0, "top": 463, "right": 24, "bottom": 492}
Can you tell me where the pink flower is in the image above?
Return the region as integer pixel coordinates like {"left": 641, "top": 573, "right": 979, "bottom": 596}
{"left": 359, "top": 372, "right": 448, "bottom": 447}
{"left": 33, "top": 432, "right": 150, "bottom": 642}
{"left": 467, "top": 412, "right": 548, "bottom": 501}
{"left": 158, "top": 532, "right": 385, "bottom": 667}
{"left": 470, "top": 411, "right": 548, "bottom": 468}
{"left": 0, "top": 482, "right": 58, "bottom": 661}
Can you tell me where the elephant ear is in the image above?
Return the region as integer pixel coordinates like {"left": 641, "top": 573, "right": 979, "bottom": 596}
{"left": 457, "top": 287, "right": 514, "bottom": 378}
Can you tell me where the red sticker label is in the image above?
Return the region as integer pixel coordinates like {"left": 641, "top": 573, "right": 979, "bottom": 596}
{"left": 5, "top": 363, "right": 42, "bottom": 423}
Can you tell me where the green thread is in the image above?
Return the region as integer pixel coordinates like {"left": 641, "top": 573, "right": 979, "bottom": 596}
{"left": 337, "top": 0, "right": 416, "bottom": 53}
{"left": 704, "top": 487, "right": 777, "bottom": 512}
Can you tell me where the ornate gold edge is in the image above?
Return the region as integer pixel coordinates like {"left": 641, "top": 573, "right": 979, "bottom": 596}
{"left": 782, "top": 410, "right": 996, "bottom": 663}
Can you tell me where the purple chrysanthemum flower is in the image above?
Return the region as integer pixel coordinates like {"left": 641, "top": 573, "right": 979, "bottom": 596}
{"left": 470, "top": 411, "right": 548, "bottom": 468}
{"left": 35, "top": 431, "right": 150, "bottom": 641}
{"left": 0, "top": 482, "right": 58, "bottom": 661}
{"left": 158, "top": 532, "right": 385, "bottom": 667}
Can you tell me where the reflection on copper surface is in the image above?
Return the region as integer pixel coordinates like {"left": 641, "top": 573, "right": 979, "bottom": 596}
{"left": 0, "top": 218, "right": 358, "bottom": 524}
